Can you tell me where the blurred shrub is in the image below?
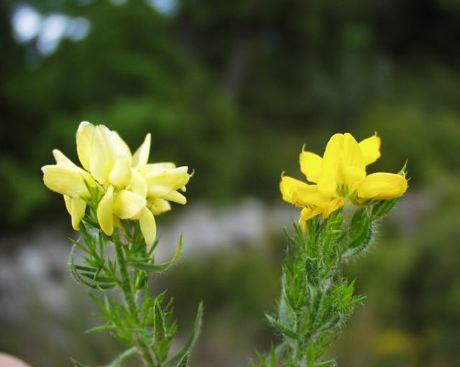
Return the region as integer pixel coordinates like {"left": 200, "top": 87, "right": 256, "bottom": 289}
{"left": 2, "top": 0, "right": 460, "bottom": 229}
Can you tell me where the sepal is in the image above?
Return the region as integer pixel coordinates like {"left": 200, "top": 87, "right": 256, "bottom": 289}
{"left": 371, "top": 198, "right": 399, "bottom": 220}
{"left": 342, "top": 208, "right": 374, "bottom": 258}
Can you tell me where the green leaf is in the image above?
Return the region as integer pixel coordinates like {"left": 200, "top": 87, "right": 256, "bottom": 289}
{"left": 129, "top": 236, "right": 182, "bottom": 273}
{"left": 265, "top": 314, "right": 297, "bottom": 339}
{"left": 85, "top": 323, "right": 113, "bottom": 334}
{"left": 164, "top": 302, "right": 204, "bottom": 367}
{"left": 68, "top": 243, "right": 116, "bottom": 290}
{"left": 314, "top": 359, "right": 337, "bottom": 367}
{"left": 105, "top": 347, "right": 137, "bottom": 367}
{"left": 176, "top": 355, "right": 189, "bottom": 367}
{"left": 70, "top": 358, "right": 91, "bottom": 367}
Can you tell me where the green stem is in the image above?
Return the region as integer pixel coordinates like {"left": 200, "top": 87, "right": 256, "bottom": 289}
{"left": 114, "top": 238, "right": 157, "bottom": 367}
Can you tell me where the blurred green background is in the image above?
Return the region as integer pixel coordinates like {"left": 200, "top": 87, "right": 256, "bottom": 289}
{"left": 1, "top": 0, "right": 460, "bottom": 366}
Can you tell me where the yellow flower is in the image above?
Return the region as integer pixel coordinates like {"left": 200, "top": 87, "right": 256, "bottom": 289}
{"left": 129, "top": 135, "right": 192, "bottom": 242}
{"left": 42, "top": 121, "right": 192, "bottom": 245}
{"left": 280, "top": 132, "right": 407, "bottom": 229}
{"left": 42, "top": 149, "right": 95, "bottom": 230}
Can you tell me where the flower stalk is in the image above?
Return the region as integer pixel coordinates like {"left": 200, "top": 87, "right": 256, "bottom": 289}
{"left": 255, "top": 133, "right": 407, "bottom": 366}
{"left": 256, "top": 203, "right": 401, "bottom": 366}
{"left": 42, "top": 122, "right": 202, "bottom": 367}
{"left": 113, "top": 237, "right": 156, "bottom": 367}
{"left": 69, "top": 218, "right": 202, "bottom": 367}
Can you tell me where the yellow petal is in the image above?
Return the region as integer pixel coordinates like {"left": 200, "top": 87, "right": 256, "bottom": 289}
{"left": 163, "top": 190, "right": 187, "bottom": 205}
{"left": 133, "top": 133, "right": 151, "bottom": 168}
{"left": 109, "top": 156, "right": 131, "bottom": 187}
{"left": 149, "top": 198, "right": 171, "bottom": 215}
{"left": 139, "top": 208, "right": 156, "bottom": 246}
{"left": 76, "top": 121, "right": 95, "bottom": 170}
{"left": 52, "top": 150, "right": 95, "bottom": 185}
{"left": 109, "top": 131, "right": 132, "bottom": 164}
{"left": 317, "top": 133, "right": 343, "bottom": 196}
{"left": 357, "top": 173, "right": 408, "bottom": 200}
{"left": 64, "top": 195, "right": 72, "bottom": 214}
{"left": 97, "top": 186, "right": 114, "bottom": 235}
{"left": 64, "top": 196, "right": 86, "bottom": 230}
{"left": 146, "top": 166, "right": 191, "bottom": 197}
{"left": 299, "top": 206, "right": 323, "bottom": 232}
{"left": 90, "top": 125, "right": 114, "bottom": 184}
{"left": 130, "top": 169, "right": 148, "bottom": 197}
{"left": 341, "top": 133, "right": 366, "bottom": 187}
{"left": 52, "top": 149, "right": 78, "bottom": 168}
{"left": 42, "top": 165, "right": 88, "bottom": 197}
{"left": 113, "top": 190, "right": 146, "bottom": 219}
{"left": 359, "top": 133, "right": 381, "bottom": 166}
{"left": 280, "top": 176, "right": 331, "bottom": 208}
{"left": 143, "top": 162, "right": 176, "bottom": 174}
{"left": 299, "top": 151, "right": 322, "bottom": 183}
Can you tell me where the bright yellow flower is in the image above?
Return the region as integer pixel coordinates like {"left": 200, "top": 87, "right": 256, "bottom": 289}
{"left": 42, "top": 121, "right": 192, "bottom": 245}
{"left": 280, "top": 132, "right": 407, "bottom": 229}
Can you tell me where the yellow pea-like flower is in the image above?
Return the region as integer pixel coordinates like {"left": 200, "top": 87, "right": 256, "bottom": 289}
{"left": 144, "top": 165, "right": 192, "bottom": 205}
{"left": 42, "top": 165, "right": 90, "bottom": 198}
{"left": 42, "top": 121, "right": 192, "bottom": 245}
{"left": 280, "top": 132, "right": 407, "bottom": 230}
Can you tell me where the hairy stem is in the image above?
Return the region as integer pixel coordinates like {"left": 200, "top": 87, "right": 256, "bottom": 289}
{"left": 114, "top": 238, "right": 157, "bottom": 367}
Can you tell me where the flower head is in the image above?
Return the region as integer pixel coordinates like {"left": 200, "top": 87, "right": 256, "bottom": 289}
{"left": 280, "top": 133, "right": 407, "bottom": 230}
{"left": 42, "top": 122, "right": 192, "bottom": 245}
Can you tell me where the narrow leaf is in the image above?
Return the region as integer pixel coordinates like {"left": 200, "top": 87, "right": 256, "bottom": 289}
{"left": 176, "top": 355, "right": 189, "bottom": 367}
{"left": 164, "top": 302, "right": 204, "bottom": 367}
{"left": 130, "top": 236, "right": 182, "bottom": 273}
{"left": 265, "top": 314, "right": 297, "bottom": 339}
{"left": 70, "top": 358, "right": 91, "bottom": 367}
{"left": 85, "top": 323, "right": 113, "bottom": 334}
{"left": 105, "top": 347, "right": 137, "bottom": 367}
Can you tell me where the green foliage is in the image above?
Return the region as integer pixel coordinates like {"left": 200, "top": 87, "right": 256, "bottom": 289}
{"left": 257, "top": 200, "right": 399, "bottom": 366}
{"left": 2, "top": 0, "right": 460, "bottom": 229}
{"left": 68, "top": 216, "right": 202, "bottom": 367}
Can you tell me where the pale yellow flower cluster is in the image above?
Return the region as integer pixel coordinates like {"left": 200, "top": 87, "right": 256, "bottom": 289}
{"left": 280, "top": 133, "right": 407, "bottom": 230}
{"left": 42, "top": 122, "right": 192, "bottom": 245}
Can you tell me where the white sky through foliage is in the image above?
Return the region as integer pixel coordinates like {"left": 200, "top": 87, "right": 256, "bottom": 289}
{"left": 11, "top": 4, "right": 91, "bottom": 56}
